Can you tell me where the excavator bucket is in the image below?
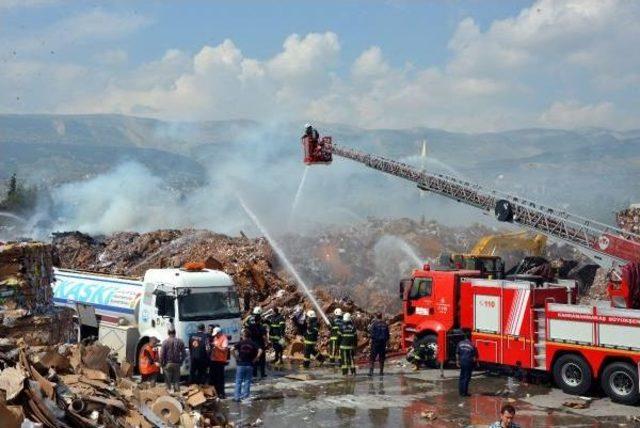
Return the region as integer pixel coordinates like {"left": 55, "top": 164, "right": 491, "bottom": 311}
{"left": 302, "top": 135, "right": 332, "bottom": 165}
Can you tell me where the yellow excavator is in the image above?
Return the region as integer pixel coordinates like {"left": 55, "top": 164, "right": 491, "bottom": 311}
{"left": 439, "top": 231, "right": 597, "bottom": 294}
{"left": 470, "top": 230, "right": 547, "bottom": 256}
{"left": 439, "top": 231, "right": 547, "bottom": 278}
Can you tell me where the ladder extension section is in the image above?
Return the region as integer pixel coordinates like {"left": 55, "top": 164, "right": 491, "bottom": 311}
{"left": 331, "top": 144, "right": 640, "bottom": 266}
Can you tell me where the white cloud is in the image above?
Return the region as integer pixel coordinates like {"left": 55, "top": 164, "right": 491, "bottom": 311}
{"left": 538, "top": 101, "right": 616, "bottom": 128}
{"left": 3, "top": 1, "right": 640, "bottom": 131}
{"left": 3, "top": 9, "right": 151, "bottom": 54}
{"left": 351, "top": 46, "right": 389, "bottom": 79}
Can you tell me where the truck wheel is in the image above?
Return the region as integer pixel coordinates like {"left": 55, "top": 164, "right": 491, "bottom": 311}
{"left": 553, "top": 354, "right": 592, "bottom": 396}
{"left": 601, "top": 362, "right": 640, "bottom": 405}
{"left": 415, "top": 335, "right": 439, "bottom": 369}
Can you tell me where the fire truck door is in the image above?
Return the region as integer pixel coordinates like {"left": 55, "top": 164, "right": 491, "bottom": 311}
{"left": 473, "top": 293, "right": 501, "bottom": 364}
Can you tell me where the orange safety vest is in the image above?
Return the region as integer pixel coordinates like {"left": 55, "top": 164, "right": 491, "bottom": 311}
{"left": 211, "top": 335, "right": 229, "bottom": 363}
{"left": 139, "top": 344, "right": 160, "bottom": 375}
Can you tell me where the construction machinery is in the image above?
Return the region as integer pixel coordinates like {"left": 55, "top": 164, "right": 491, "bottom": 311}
{"left": 437, "top": 231, "right": 598, "bottom": 294}
{"left": 301, "top": 131, "right": 640, "bottom": 404}
{"left": 437, "top": 231, "right": 546, "bottom": 277}
{"left": 470, "top": 230, "right": 547, "bottom": 256}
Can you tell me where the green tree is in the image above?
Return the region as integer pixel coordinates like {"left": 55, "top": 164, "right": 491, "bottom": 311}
{"left": 0, "top": 174, "right": 39, "bottom": 215}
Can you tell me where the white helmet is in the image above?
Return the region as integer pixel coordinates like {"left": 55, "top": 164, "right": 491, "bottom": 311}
{"left": 253, "top": 306, "right": 262, "bottom": 315}
{"left": 307, "top": 310, "right": 316, "bottom": 318}
{"left": 342, "top": 312, "right": 351, "bottom": 322}
{"left": 333, "top": 308, "right": 343, "bottom": 317}
{"left": 304, "top": 123, "right": 312, "bottom": 129}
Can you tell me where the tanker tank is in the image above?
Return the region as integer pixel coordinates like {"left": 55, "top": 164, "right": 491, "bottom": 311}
{"left": 52, "top": 268, "right": 143, "bottom": 325}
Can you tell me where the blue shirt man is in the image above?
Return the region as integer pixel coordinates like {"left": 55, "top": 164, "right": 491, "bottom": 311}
{"left": 456, "top": 337, "right": 478, "bottom": 397}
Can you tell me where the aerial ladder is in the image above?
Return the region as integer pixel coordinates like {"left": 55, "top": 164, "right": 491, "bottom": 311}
{"left": 301, "top": 133, "right": 640, "bottom": 308}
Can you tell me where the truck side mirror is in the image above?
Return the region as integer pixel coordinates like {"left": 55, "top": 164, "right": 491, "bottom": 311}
{"left": 399, "top": 279, "right": 412, "bottom": 300}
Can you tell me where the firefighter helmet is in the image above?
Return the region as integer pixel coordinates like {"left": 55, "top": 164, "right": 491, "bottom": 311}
{"left": 333, "top": 308, "right": 343, "bottom": 317}
{"left": 307, "top": 310, "right": 316, "bottom": 318}
{"left": 253, "top": 306, "right": 262, "bottom": 315}
{"left": 343, "top": 312, "right": 351, "bottom": 322}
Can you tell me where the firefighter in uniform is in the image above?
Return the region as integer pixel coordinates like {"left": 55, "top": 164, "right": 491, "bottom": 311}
{"left": 303, "top": 310, "right": 324, "bottom": 368}
{"left": 139, "top": 336, "right": 160, "bottom": 385}
{"left": 339, "top": 312, "right": 357, "bottom": 376}
{"left": 268, "top": 307, "right": 286, "bottom": 367}
{"left": 368, "top": 313, "right": 390, "bottom": 377}
{"left": 406, "top": 342, "right": 429, "bottom": 371}
{"left": 456, "top": 334, "right": 478, "bottom": 397}
{"left": 329, "top": 308, "right": 343, "bottom": 365}
{"left": 245, "top": 306, "right": 267, "bottom": 378}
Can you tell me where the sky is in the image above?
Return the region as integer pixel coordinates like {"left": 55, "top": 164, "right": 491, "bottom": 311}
{"left": 1, "top": 0, "right": 639, "bottom": 132}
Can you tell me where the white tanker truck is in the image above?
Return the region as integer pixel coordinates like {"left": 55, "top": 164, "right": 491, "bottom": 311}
{"left": 52, "top": 265, "right": 242, "bottom": 373}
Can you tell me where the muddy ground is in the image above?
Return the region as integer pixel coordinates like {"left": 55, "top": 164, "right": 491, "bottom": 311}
{"left": 220, "top": 360, "right": 640, "bottom": 428}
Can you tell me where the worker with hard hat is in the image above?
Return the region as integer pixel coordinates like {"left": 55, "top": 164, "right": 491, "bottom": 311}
{"left": 303, "top": 123, "right": 319, "bottom": 140}
{"left": 368, "top": 312, "right": 390, "bottom": 377}
{"left": 245, "top": 306, "right": 267, "bottom": 379}
{"left": 329, "top": 308, "right": 344, "bottom": 365}
{"left": 209, "top": 326, "right": 229, "bottom": 399}
{"left": 339, "top": 312, "right": 358, "bottom": 376}
{"left": 138, "top": 336, "right": 160, "bottom": 386}
{"left": 268, "top": 307, "right": 286, "bottom": 367}
{"left": 303, "top": 309, "right": 325, "bottom": 368}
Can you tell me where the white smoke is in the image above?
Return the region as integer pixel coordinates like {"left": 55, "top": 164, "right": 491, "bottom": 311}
{"left": 9, "top": 122, "right": 509, "bottom": 240}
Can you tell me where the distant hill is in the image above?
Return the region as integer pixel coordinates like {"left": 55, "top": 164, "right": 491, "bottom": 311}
{"left": 1, "top": 113, "right": 638, "bottom": 224}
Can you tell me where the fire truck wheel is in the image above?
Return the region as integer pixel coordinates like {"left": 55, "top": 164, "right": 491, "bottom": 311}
{"left": 553, "top": 354, "right": 592, "bottom": 396}
{"left": 601, "top": 362, "right": 640, "bottom": 405}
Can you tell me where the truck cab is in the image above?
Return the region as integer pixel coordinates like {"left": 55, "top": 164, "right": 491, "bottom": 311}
{"left": 137, "top": 267, "right": 242, "bottom": 370}
{"left": 400, "top": 264, "right": 483, "bottom": 363}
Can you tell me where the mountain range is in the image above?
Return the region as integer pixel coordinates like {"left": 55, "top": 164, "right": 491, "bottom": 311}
{"left": 1, "top": 113, "right": 638, "bottom": 225}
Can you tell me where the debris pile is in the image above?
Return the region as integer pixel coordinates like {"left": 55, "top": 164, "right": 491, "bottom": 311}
{"left": 51, "top": 226, "right": 409, "bottom": 355}
{"left": 0, "top": 242, "right": 74, "bottom": 345}
{"left": 616, "top": 206, "right": 640, "bottom": 235}
{"left": 0, "top": 340, "right": 227, "bottom": 427}
{"left": 51, "top": 218, "right": 591, "bottom": 357}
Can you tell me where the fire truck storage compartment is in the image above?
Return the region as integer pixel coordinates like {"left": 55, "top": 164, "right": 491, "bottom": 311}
{"left": 546, "top": 303, "right": 640, "bottom": 351}
{"left": 460, "top": 278, "right": 570, "bottom": 369}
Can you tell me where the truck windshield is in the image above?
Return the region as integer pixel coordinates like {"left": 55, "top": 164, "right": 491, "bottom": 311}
{"left": 178, "top": 289, "right": 241, "bottom": 321}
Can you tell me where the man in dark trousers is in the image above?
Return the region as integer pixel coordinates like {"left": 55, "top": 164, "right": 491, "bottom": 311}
{"left": 456, "top": 334, "right": 478, "bottom": 397}
{"left": 268, "top": 307, "right": 285, "bottom": 367}
{"left": 368, "top": 313, "right": 390, "bottom": 377}
{"left": 161, "top": 327, "right": 186, "bottom": 393}
{"left": 340, "top": 312, "right": 357, "bottom": 376}
{"left": 245, "top": 306, "right": 267, "bottom": 378}
{"left": 329, "top": 308, "right": 343, "bottom": 365}
{"left": 303, "top": 310, "right": 324, "bottom": 368}
{"left": 188, "top": 323, "right": 209, "bottom": 385}
{"left": 233, "top": 329, "right": 263, "bottom": 402}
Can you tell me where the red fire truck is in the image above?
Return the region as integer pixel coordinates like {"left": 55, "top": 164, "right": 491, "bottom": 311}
{"left": 400, "top": 267, "right": 640, "bottom": 404}
{"left": 300, "top": 131, "right": 640, "bottom": 404}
